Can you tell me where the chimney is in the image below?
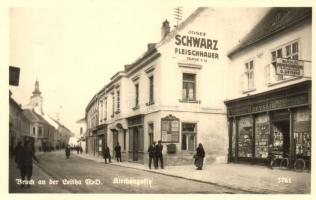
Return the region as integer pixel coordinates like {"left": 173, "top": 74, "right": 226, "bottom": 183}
{"left": 161, "top": 19, "right": 170, "bottom": 39}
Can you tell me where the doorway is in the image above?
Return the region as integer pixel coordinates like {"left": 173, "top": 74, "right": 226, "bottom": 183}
{"left": 132, "top": 127, "right": 139, "bottom": 161}
{"left": 272, "top": 120, "right": 290, "bottom": 156}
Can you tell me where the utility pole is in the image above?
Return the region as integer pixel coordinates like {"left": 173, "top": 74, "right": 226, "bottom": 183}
{"left": 174, "top": 7, "right": 183, "bottom": 28}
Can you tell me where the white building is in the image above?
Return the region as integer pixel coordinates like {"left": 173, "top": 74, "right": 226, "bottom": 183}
{"left": 225, "top": 8, "right": 311, "bottom": 167}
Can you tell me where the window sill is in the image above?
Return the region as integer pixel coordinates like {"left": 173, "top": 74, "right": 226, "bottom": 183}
{"left": 179, "top": 99, "right": 201, "bottom": 104}
{"left": 132, "top": 105, "right": 139, "bottom": 110}
{"left": 145, "top": 101, "right": 155, "bottom": 106}
{"left": 242, "top": 88, "right": 256, "bottom": 94}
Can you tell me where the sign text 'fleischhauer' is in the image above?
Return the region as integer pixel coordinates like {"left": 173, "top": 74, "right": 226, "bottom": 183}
{"left": 175, "top": 30, "right": 219, "bottom": 62}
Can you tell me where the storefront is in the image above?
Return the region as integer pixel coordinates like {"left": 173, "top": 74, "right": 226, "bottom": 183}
{"left": 225, "top": 81, "right": 311, "bottom": 168}
{"left": 127, "top": 115, "right": 144, "bottom": 163}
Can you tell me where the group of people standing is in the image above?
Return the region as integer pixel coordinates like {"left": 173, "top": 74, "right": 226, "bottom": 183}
{"left": 102, "top": 142, "right": 122, "bottom": 164}
{"left": 147, "top": 140, "right": 164, "bottom": 169}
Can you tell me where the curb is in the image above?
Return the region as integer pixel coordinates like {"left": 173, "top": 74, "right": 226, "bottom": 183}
{"left": 73, "top": 154, "right": 260, "bottom": 193}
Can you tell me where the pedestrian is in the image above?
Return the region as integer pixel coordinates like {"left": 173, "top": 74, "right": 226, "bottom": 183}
{"left": 13, "top": 141, "right": 24, "bottom": 169}
{"left": 147, "top": 141, "right": 157, "bottom": 169}
{"left": 20, "top": 141, "right": 39, "bottom": 188}
{"left": 65, "top": 145, "right": 71, "bottom": 159}
{"left": 79, "top": 146, "right": 83, "bottom": 154}
{"left": 194, "top": 143, "right": 205, "bottom": 170}
{"left": 114, "top": 142, "right": 122, "bottom": 162}
{"left": 155, "top": 140, "right": 164, "bottom": 169}
{"left": 76, "top": 146, "right": 80, "bottom": 154}
{"left": 102, "top": 146, "right": 112, "bottom": 164}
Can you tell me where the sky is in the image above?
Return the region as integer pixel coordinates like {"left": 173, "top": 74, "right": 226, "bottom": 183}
{"left": 9, "top": 4, "right": 268, "bottom": 135}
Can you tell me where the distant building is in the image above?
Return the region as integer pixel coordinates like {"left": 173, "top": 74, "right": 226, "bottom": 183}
{"left": 76, "top": 117, "right": 87, "bottom": 153}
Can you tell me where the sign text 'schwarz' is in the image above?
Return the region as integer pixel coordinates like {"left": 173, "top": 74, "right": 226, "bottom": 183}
{"left": 174, "top": 30, "right": 219, "bottom": 61}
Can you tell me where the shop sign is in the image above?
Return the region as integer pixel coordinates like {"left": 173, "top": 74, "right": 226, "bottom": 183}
{"left": 174, "top": 30, "right": 219, "bottom": 63}
{"left": 275, "top": 58, "right": 304, "bottom": 77}
{"left": 161, "top": 114, "right": 179, "bottom": 143}
{"left": 228, "top": 94, "right": 308, "bottom": 117}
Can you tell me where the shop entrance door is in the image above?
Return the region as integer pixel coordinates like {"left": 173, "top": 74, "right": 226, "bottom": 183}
{"left": 112, "top": 130, "right": 118, "bottom": 157}
{"left": 272, "top": 120, "right": 290, "bottom": 156}
{"left": 132, "top": 127, "right": 139, "bottom": 161}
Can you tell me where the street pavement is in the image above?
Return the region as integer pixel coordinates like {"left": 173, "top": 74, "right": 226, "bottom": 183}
{"left": 77, "top": 151, "right": 311, "bottom": 194}
{"left": 9, "top": 151, "right": 245, "bottom": 193}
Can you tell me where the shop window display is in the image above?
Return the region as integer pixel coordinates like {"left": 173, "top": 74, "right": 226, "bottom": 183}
{"left": 238, "top": 117, "right": 253, "bottom": 158}
{"left": 255, "top": 117, "right": 269, "bottom": 158}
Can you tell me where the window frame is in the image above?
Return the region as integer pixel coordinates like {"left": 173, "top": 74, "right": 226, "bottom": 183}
{"left": 182, "top": 73, "right": 196, "bottom": 101}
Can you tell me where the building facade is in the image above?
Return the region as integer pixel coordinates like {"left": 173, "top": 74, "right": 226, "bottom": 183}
{"left": 225, "top": 8, "right": 312, "bottom": 168}
{"left": 84, "top": 8, "right": 255, "bottom": 165}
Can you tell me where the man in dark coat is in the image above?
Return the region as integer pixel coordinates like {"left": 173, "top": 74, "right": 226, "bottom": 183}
{"left": 20, "top": 141, "right": 39, "bottom": 187}
{"left": 155, "top": 140, "right": 164, "bottom": 169}
{"left": 14, "top": 141, "right": 24, "bottom": 169}
{"left": 147, "top": 141, "right": 157, "bottom": 169}
{"left": 102, "top": 146, "right": 112, "bottom": 164}
{"left": 114, "top": 143, "right": 122, "bottom": 162}
{"left": 65, "top": 145, "right": 71, "bottom": 159}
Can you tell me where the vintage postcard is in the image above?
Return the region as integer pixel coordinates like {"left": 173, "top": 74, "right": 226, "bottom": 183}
{"left": 2, "top": 0, "right": 315, "bottom": 199}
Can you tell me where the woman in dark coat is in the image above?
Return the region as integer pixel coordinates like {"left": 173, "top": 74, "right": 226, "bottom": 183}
{"left": 194, "top": 143, "right": 205, "bottom": 170}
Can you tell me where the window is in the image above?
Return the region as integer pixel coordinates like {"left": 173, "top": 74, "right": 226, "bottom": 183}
{"left": 112, "top": 93, "right": 115, "bottom": 117}
{"left": 123, "top": 131, "right": 126, "bottom": 150}
{"left": 38, "top": 127, "right": 42, "bottom": 137}
{"left": 33, "top": 127, "right": 36, "bottom": 135}
{"left": 116, "top": 91, "right": 120, "bottom": 113}
{"left": 135, "top": 84, "right": 139, "bottom": 107}
{"left": 182, "top": 73, "right": 196, "bottom": 101}
{"left": 148, "top": 123, "right": 154, "bottom": 145}
{"left": 104, "top": 99, "right": 107, "bottom": 120}
{"left": 245, "top": 60, "right": 254, "bottom": 90}
{"left": 100, "top": 100, "right": 103, "bottom": 122}
{"left": 181, "top": 123, "right": 196, "bottom": 151}
{"left": 149, "top": 76, "right": 154, "bottom": 104}
{"left": 271, "top": 41, "right": 299, "bottom": 81}
{"left": 80, "top": 127, "right": 83, "bottom": 135}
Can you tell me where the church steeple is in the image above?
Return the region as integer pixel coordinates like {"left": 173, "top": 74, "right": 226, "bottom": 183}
{"left": 30, "top": 79, "right": 43, "bottom": 114}
{"left": 32, "top": 79, "right": 41, "bottom": 96}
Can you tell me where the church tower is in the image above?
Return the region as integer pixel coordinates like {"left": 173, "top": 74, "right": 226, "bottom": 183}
{"left": 30, "top": 80, "right": 43, "bottom": 114}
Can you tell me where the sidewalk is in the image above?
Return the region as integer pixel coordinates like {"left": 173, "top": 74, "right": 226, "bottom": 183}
{"left": 9, "top": 158, "right": 69, "bottom": 193}
{"left": 75, "top": 152, "right": 310, "bottom": 194}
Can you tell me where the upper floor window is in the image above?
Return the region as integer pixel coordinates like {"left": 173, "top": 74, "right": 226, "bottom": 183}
{"left": 245, "top": 60, "right": 254, "bottom": 90}
{"left": 80, "top": 127, "right": 83, "bottom": 135}
{"left": 149, "top": 76, "right": 154, "bottom": 104}
{"left": 111, "top": 93, "right": 115, "bottom": 117}
{"left": 135, "top": 83, "right": 139, "bottom": 107}
{"left": 182, "top": 73, "right": 196, "bottom": 101}
{"left": 116, "top": 91, "right": 120, "bottom": 113}
{"left": 100, "top": 100, "right": 103, "bottom": 122}
{"left": 38, "top": 127, "right": 42, "bottom": 137}
{"left": 271, "top": 41, "right": 299, "bottom": 81}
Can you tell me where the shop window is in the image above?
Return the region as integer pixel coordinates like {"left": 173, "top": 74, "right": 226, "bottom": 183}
{"left": 182, "top": 73, "right": 196, "bottom": 101}
{"left": 181, "top": 123, "right": 196, "bottom": 151}
{"left": 238, "top": 117, "right": 253, "bottom": 158}
{"left": 255, "top": 115, "right": 269, "bottom": 158}
{"left": 245, "top": 60, "right": 254, "bottom": 90}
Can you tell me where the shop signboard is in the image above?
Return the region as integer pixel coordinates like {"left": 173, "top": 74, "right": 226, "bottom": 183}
{"left": 275, "top": 58, "right": 304, "bottom": 77}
